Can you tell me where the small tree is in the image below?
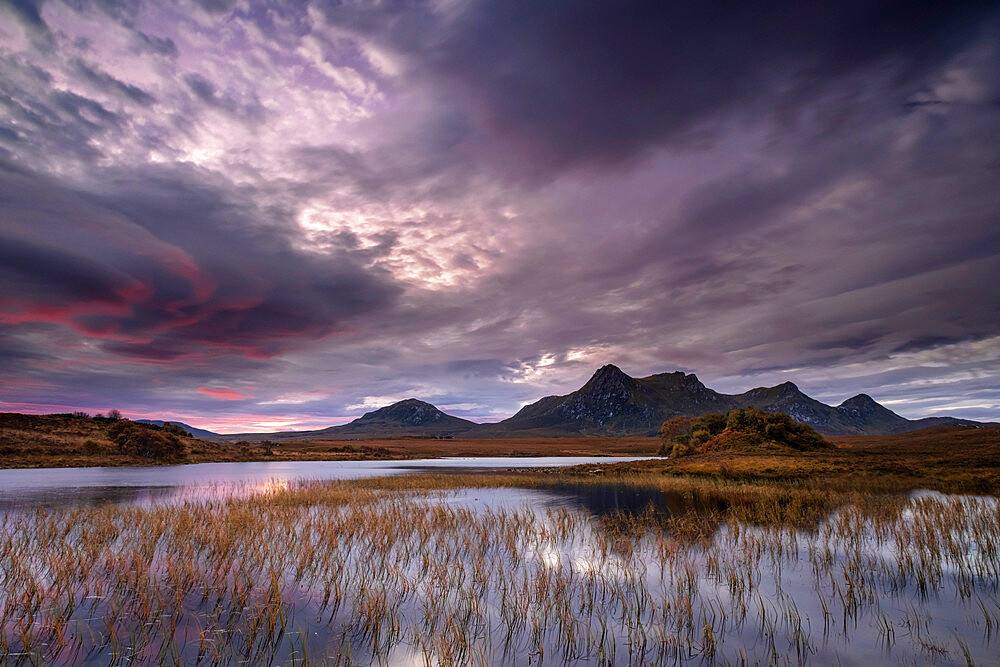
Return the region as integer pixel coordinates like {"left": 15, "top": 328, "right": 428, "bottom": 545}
{"left": 107, "top": 409, "right": 123, "bottom": 421}
{"left": 259, "top": 440, "right": 278, "bottom": 456}
{"left": 659, "top": 416, "right": 694, "bottom": 441}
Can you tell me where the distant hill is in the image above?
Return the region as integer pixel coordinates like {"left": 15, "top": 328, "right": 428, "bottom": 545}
{"left": 136, "top": 420, "right": 221, "bottom": 439}
{"left": 222, "top": 399, "right": 478, "bottom": 441}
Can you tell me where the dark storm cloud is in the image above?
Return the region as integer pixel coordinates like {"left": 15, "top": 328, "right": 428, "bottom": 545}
{"left": 0, "top": 0, "right": 998, "bottom": 427}
{"left": 0, "top": 160, "right": 402, "bottom": 360}
{"left": 321, "top": 0, "right": 999, "bottom": 174}
{"left": 3, "top": 0, "right": 47, "bottom": 32}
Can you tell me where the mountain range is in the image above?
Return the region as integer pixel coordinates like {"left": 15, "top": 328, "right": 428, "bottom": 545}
{"left": 191, "top": 365, "right": 986, "bottom": 441}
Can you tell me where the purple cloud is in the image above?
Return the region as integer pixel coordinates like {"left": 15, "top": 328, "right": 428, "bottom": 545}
{"left": 0, "top": 0, "right": 998, "bottom": 431}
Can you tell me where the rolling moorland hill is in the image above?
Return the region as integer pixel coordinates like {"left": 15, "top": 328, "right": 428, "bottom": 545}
{"left": 209, "top": 365, "right": 987, "bottom": 441}
{"left": 0, "top": 412, "right": 241, "bottom": 467}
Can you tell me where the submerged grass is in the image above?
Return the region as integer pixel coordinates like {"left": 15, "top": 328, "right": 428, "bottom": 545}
{"left": 1, "top": 468, "right": 999, "bottom": 665}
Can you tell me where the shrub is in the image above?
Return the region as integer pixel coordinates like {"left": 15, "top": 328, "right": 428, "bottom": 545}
{"left": 107, "top": 421, "right": 186, "bottom": 460}
{"left": 659, "top": 416, "right": 695, "bottom": 441}
{"left": 161, "top": 422, "right": 190, "bottom": 437}
{"left": 659, "top": 408, "right": 829, "bottom": 457}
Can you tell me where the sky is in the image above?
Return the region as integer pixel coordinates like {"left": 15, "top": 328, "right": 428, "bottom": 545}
{"left": 1, "top": 0, "right": 999, "bottom": 433}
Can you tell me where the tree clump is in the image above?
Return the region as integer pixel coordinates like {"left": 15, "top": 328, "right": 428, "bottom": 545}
{"left": 658, "top": 408, "right": 831, "bottom": 457}
{"left": 107, "top": 420, "right": 187, "bottom": 460}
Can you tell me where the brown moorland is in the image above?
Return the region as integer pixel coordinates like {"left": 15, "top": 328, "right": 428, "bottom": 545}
{"left": 0, "top": 412, "right": 658, "bottom": 468}
{"left": 2, "top": 412, "right": 998, "bottom": 498}
{"left": 574, "top": 424, "right": 1000, "bottom": 496}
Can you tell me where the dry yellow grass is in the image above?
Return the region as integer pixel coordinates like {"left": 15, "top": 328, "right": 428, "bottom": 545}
{"left": 1, "top": 471, "right": 998, "bottom": 664}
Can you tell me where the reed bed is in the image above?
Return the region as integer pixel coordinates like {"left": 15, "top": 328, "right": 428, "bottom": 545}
{"left": 0, "top": 476, "right": 998, "bottom": 665}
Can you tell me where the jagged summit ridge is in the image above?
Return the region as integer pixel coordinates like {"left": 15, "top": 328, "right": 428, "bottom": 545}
{"left": 491, "top": 366, "right": 983, "bottom": 437}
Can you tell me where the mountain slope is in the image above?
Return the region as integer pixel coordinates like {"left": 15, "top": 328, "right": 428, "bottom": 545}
{"left": 484, "top": 365, "right": 667, "bottom": 435}
{"left": 486, "top": 366, "right": 738, "bottom": 436}
{"left": 732, "top": 382, "right": 868, "bottom": 435}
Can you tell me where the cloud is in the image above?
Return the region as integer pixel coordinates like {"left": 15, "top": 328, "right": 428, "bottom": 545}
{"left": 0, "top": 0, "right": 997, "bottom": 429}
{"left": 0, "top": 160, "right": 402, "bottom": 360}
{"left": 319, "top": 0, "right": 1000, "bottom": 176}
{"left": 197, "top": 387, "right": 247, "bottom": 401}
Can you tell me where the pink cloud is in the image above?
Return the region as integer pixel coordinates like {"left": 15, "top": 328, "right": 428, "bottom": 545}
{"left": 197, "top": 387, "right": 247, "bottom": 401}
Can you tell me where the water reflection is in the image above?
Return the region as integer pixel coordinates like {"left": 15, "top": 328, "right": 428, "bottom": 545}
{"left": 0, "top": 456, "right": 653, "bottom": 510}
{"left": 0, "top": 484, "right": 180, "bottom": 510}
{"left": 544, "top": 481, "right": 669, "bottom": 516}
{"left": 540, "top": 481, "right": 729, "bottom": 521}
{"left": 1, "top": 485, "right": 996, "bottom": 665}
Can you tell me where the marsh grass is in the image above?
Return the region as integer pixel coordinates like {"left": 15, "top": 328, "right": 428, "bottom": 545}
{"left": 0, "top": 473, "right": 998, "bottom": 665}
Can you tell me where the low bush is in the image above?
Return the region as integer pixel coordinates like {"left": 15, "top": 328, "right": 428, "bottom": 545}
{"left": 658, "top": 408, "right": 830, "bottom": 457}
{"left": 107, "top": 421, "right": 187, "bottom": 460}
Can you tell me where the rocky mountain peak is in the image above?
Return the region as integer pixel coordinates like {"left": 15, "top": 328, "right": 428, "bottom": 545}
{"left": 583, "top": 364, "right": 636, "bottom": 393}
{"left": 592, "top": 363, "right": 628, "bottom": 379}
{"left": 679, "top": 372, "right": 706, "bottom": 389}
{"left": 359, "top": 398, "right": 445, "bottom": 425}
{"left": 838, "top": 393, "right": 895, "bottom": 417}
{"left": 742, "top": 380, "right": 803, "bottom": 400}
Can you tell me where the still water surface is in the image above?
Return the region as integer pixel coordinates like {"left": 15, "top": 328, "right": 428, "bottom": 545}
{"left": 0, "top": 456, "right": 653, "bottom": 509}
